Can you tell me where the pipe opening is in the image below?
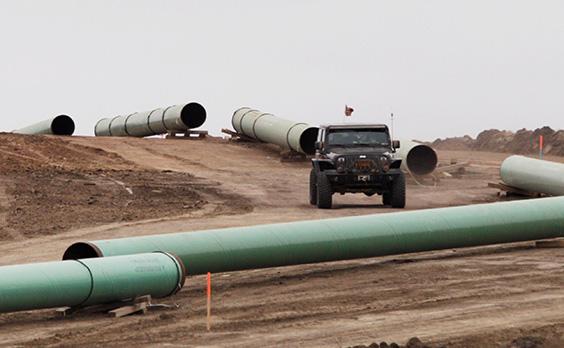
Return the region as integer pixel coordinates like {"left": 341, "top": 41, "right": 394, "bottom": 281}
{"left": 180, "top": 102, "right": 206, "bottom": 129}
{"left": 51, "top": 115, "right": 75, "bottom": 136}
{"left": 406, "top": 145, "right": 438, "bottom": 176}
{"left": 62, "top": 242, "right": 103, "bottom": 260}
{"left": 299, "top": 127, "right": 319, "bottom": 155}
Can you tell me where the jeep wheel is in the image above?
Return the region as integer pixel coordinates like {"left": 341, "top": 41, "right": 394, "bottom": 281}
{"left": 309, "top": 169, "right": 317, "bottom": 205}
{"left": 390, "top": 172, "right": 406, "bottom": 208}
{"left": 316, "top": 172, "right": 332, "bottom": 209}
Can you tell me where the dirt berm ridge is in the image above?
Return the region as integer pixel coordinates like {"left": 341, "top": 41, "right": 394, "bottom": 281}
{"left": 431, "top": 126, "right": 564, "bottom": 155}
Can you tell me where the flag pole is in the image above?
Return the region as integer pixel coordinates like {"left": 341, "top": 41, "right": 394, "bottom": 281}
{"left": 390, "top": 113, "right": 394, "bottom": 140}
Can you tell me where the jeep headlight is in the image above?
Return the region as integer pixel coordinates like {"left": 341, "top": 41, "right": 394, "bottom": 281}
{"left": 380, "top": 155, "right": 391, "bottom": 172}
{"left": 336, "top": 157, "right": 346, "bottom": 173}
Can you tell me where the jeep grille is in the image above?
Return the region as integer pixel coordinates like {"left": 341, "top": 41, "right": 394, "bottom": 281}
{"left": 353, "top": 159, "right": 376, "bottom": 171}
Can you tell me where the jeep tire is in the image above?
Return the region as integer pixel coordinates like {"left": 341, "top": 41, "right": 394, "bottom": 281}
{"left": 316, "top": 172, "right": 333, "bottom": 209}
{"left": 390, "top": 172, "right": 406, "bottom": 208}
{"left": 382, "top": 192, "right": 391, "bottom": 206}
{"left": 309, "top": 169, "right": 317, "bottom": 205}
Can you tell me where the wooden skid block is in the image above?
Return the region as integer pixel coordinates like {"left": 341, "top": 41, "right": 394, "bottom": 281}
{"left": 487, "top": 182, "right": 542, "bottom": 197}
{"left": 166, "top": 130, "right": 208, "bottom": 139}
{"left": 220, "top": 128, "right": 257, "bottom": 142}
{"left": 535, "top": 239, "right": 564, "bottom": 248}
{"left": 109, "top": 302, "right": 148, "bottom": 318}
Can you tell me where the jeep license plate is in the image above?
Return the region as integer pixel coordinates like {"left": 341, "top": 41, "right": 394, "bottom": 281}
{"left": 357, "top": 175, "right": 370, "bottom": 182}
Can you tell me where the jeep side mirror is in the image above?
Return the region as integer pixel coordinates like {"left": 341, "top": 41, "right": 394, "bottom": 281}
{"left": 315, "top": 141, "right": 322, "bottom": 150}
{"left": 392, "top": 140, "right": 400, "bottom": 149}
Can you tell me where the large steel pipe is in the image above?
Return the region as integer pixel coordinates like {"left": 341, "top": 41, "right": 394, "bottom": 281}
{"left": 395, "top": 140, "right": 438, "bottom": 176}
{"left": 64, "top": 197, "right": 564, "bottom": 275}
{"left": 0, "top": 252, "right": 185, "bottom": 313}
{"left": 14, "top": 115, "right": 75, "bottom": 136}
{"left": 95, "top": 102, "right": 206, "bottom": 137}
{"left": 500, "top": 155, "right": 564, "bottom": 196}
{"left": 232, "top": 107, "right": 319, "bottom": 155}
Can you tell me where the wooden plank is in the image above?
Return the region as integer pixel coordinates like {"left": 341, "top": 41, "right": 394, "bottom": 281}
{"left": 165, "top": 130, "right": 208, "bottom": 139}
{"left": 535, "top": 239, "right": 564, "bottom": 248}
{"left": 133, "top": 295, "right": 152, "bottom": 304}
{"left": 108, "top": 302, "right": 148, "bottom": 318}
{"left": 487, "top": 182, "right": 542, "bottom": 197}
{"left": 220, "top": 128, "right": 257, "bottom": 142}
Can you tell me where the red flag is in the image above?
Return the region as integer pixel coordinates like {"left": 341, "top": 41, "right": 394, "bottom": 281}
{"left": 344, "top": 105, "right": 354, "bottom": 117}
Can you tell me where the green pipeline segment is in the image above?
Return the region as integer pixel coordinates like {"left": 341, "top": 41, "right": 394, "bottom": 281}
{"left": 500, "top": 155, "right": 564, "bottom": 196}
{"left": 232, "top": 107, "right": 319, "bottom": 155}
{"left": 0, "top": 252, "right": 185, "bottom": 313}
{"left": 13, "top": 115, "right": 75, "bottom": 136}
{"left": 95, "top": 102, "right": 206, "bottom": 137}
{"left": 64, "top": 196, "right": 564, "bottom": 275}
{"left": 394, "top": 140, "right": 438, "bottom": 176}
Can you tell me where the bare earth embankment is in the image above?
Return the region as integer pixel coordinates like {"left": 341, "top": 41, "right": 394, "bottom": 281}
{"left": 0, "top": 133, "right": 562, "bottom": 347}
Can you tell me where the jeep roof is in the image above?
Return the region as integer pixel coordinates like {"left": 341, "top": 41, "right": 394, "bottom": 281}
{"left": 319, "top": 124, "right": 389, "bottom": 130}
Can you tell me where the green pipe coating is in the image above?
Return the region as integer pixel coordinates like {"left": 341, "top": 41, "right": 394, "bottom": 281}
{"left": 0, "top": 252, "right": 185, "bottom": 313}
{"left": 232, "top": 107, "right": 319, "bottom": 154}
{"left": 64, "top": 197, "right": 564, "bottom": 275}
{"left": 500, "top": 155, "right": 564, "bottom": 196}
{"left": 95, "top": 102, "right": 206, "bottom": 137}
{"left": 14, "top": 115, "right": 75, "bottom": 136}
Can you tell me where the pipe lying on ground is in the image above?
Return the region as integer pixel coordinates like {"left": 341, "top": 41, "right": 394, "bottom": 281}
{"left": 0, "top": 252, "right": 185, "bottom": 314}
{"left": 394, "top": 140, "right": 438, "bottom": 176}
{"left": 500, "top": 155, "right": 564, "bottom": 196}
{"left": 232, "top": 107, "right": 319, "bottom": 155}
{"left": 13, "top": 115, "right": 75, "bottom": 136}
{"left": 64, "top": 196, "right": 564, "bottom": 275}
{"left": 95, "top": 102, "right": 206, "bottom": 137}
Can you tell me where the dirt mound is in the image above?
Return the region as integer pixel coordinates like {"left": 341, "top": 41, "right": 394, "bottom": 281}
{"left": 432, "top": 127, "right": 564, "bottom": 155}
{"left": 0, "top": 132, "right": 131, "bottom": 173}
{"left": 0, "top": 134, "right": 252, "bottom": 239}
{"left": 428, "top": 135, "right": 474, "bottom": 151}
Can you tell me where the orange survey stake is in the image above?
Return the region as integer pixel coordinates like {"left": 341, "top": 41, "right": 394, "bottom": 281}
{"left": 206, "top": 272, "right": 212, "bottom": 331}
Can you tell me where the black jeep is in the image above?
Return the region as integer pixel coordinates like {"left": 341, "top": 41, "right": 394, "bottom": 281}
{"left": 310, "top": 124, "right": 405, "bottom": 209}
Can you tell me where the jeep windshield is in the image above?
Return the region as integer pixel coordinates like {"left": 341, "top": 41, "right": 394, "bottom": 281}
{"left": 325, "top": 128, "right": 390, "bottom": 148}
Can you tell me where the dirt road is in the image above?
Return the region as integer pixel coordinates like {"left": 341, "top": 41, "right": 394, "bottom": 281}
{"left": 0, "top": 134, "right": 562, "bottom": 347}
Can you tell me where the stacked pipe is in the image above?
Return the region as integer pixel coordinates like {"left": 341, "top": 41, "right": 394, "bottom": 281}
{"left": 13, "top": 115, "right": 75, "bottom": 136}
{"left": 500, "top": 155, "right": 564, "bottom": 196}
{"left": 0, "top": 252, "right": 185, "bottom": 313}
{"left": 232, "top": 107, "right": 319, "bottom": 155}
{"left": 64, "top": 196, "right": 564, "bottom": 275}
{"left": 395, "top": 140, "right": 438, "bottom": 176}
{"left": 95, "top": 102, "right": 206, "bottom": 137}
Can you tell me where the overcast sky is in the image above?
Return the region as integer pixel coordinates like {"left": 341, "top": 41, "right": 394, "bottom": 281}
{"left": 0, "top": 1, "right": 562, "bottom": 140}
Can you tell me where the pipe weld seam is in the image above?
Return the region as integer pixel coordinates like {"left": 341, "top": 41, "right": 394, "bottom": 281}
{"left": 237, "top": 108, "right": 257, "bottom": 136}
{"left": 146, "top": 109, "right": 160, "bottom": 134}
{"left": 94, "top": 118, "right": 107, "bottom": 136}
{"left": 73, "top": 259, "right": 95, "bottom": 307}
{"left": 161, "top": 105, "right": 175, "bottom": 131}
{"left": 123, "top": 113, "right": 136, "bottom": 136}
{"left": 107, "top": 116, "right": 122, "bottom": 137}
{"left": 252, "top": 113, "right": 271, "bottom": 142}
{"left": 231, "top": 107, "right": 249, "bottom": 130}
{"left": 155, "top": 251, "right": 187, "bottom": 296}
